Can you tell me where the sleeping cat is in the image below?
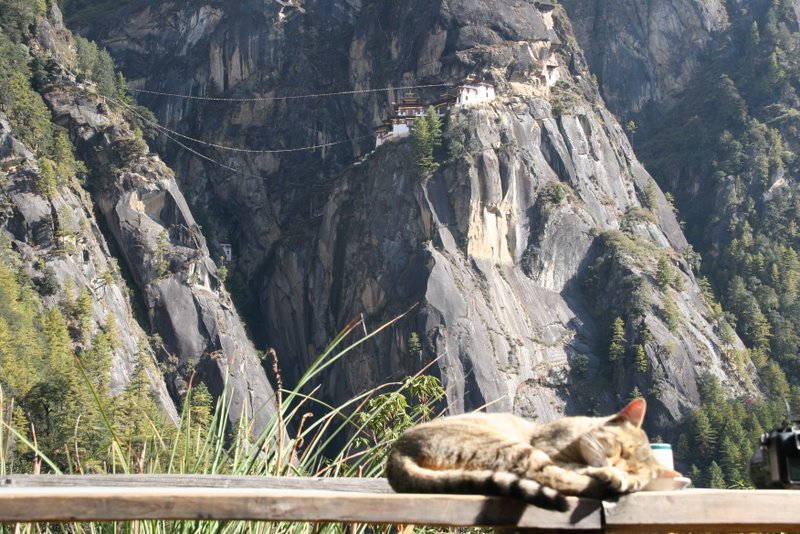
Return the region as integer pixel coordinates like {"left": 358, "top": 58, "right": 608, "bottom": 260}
{"left": 385, "top": 398, "right": 678, "bottom": 510}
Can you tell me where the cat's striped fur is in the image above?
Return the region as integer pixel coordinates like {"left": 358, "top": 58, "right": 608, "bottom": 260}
{"left": 385, "top": 399, "right": 677, "bottom": 510}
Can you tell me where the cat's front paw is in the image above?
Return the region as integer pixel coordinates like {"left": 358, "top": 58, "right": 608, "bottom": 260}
{"left": 586, "top": 466, "right": 632, "bottom": 494}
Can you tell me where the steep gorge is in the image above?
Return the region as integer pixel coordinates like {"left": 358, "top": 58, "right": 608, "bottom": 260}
{"left": 63, "top": 0, "right": 762, "bottom": 435}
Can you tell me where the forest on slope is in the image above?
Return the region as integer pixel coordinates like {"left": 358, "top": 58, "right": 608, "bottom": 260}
{"left": 0, "top": 0, "right": 166, "bottom": 469}
{"left": 564, "top": 0, "right": 800, "bottom": 488}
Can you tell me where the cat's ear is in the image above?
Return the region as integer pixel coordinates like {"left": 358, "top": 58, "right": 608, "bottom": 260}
{"left": 610, "top": 398, "right": 646, "bottom": 427}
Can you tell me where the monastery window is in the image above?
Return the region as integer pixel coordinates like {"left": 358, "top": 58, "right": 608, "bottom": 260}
{"left": 221, "top": 243, "right": 233, "bottom": 263}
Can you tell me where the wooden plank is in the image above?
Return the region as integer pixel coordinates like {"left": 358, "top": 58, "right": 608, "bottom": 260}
{"left": 0, "top": 486, "right": 601, "bottom": 530}
{"left": 603, "top": 489, "right": 800, "bottom": 533}
{"left": 0, "top": 475, "right": 393, "bottom": 493}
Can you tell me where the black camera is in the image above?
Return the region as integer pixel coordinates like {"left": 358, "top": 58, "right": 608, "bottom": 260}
{"left": 749, "top": 419, "right": 800, "bottom": 489}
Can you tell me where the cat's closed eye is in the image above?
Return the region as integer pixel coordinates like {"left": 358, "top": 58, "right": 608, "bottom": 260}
{"left": 607, "top": 442, "right": 622, "bottom": 464}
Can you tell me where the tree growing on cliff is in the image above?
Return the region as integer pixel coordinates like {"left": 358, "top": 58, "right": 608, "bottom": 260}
{"left": 655, "top": 255, "right": 675, "bottom": 290}
{"left": 608, "top": 317, "right": 626, "bottom": 362}
{"left": 0, "top": 0, "right": 46, "bottom": 42}
{"left": 634, "top": 344, "right": 648, "bottom": 373}
{"left": 412, "top": 106, "right": 442, "bottom": 175}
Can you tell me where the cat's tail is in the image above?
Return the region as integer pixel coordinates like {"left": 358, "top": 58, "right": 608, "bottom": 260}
{"left": 385, "top": 450, "right": 569, "bottom": 511}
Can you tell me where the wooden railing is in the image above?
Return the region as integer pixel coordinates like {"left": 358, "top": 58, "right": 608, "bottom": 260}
{"left": 0, "top": 475, "right": 798, "bottom": 532}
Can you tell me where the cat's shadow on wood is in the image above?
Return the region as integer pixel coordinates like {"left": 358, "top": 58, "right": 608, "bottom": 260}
{"left": 474, "top": 495, "right": 603, "bottom": 531}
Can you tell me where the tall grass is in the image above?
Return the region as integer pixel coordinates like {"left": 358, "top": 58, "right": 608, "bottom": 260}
{"left": 0, "top": 312, "right": 446, "bottom": 533}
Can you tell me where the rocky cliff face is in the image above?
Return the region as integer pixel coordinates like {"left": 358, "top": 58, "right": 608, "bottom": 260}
{"left": 39, "top": 78, "right": 277, "bottom": 429}
{"left": 67, "top": 0, "right": 758, "bottom": 431}
{"left": 0, "top": 112, "right": 177, "bottom": 418}
{"left": 0, "top": 3, "right": 277, "bottom": 437}
{"left": 561, "top": 0, "right": 729, "bottom": 118}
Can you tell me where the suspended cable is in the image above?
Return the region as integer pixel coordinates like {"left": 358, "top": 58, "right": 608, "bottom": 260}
{"left": 112, "top": 95, "right": 373, "bottom": 154}
{"left": 108, "top": 95, "right": 376, "bottom": 181}
{"left": 127, "top": 82, "right": 453, "bottom": 102}
{"left": 108, "top": 96, "right": 266, "bottom": 179}
{"left": 62, "top": 63, "right": 381, "bottom": 179}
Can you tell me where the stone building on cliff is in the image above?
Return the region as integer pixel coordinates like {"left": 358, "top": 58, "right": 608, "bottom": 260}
{"left": 375, "top": 78, "right": 495, "bottom": 148}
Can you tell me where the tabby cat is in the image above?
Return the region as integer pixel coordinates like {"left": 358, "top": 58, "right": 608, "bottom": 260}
{"left": 385, "top": 398, "right": 678, "bottom": 510}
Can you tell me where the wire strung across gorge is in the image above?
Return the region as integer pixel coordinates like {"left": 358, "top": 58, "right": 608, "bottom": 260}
{"left": 108, "top": 78, "right": 452, "bottom": 167}
{"left": 108, "top": 95, "right": 375, "bottom": 180}
{"left": 126, "top": 82, "right": 453, "bottom": 102}
{"left": 112, "top": 95, "right": 374, "bottom": 155}
{"left": 108, "top": 96, "right": 264, "bottom": 178}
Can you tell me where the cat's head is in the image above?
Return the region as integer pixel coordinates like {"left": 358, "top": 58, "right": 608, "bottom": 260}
{"left": 579, "top": 399, "right": 681, "bottom": 482}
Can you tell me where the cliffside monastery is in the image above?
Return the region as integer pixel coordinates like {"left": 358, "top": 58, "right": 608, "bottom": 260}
{"left": 374, "top": 78, "right": 496, "bottom": 149}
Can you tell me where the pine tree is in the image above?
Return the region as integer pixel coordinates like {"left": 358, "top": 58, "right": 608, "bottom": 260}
{"left": 708, "top": 461, "right": 726, "bottom": 488}
{"left": 0, "top": 0, "right": 46, "bottom": 42}
{"left": 37, "top": 158, "right": 57, "bottom": 198}
{"left": 93, "top": 49, "right": 118, "bottom": 98}
{"left": 82, "top": 330, "right": 114, "bottom": 399}
{"left": 0, "top": 316, "right": 32, "bottom": 397}
{"left": 407, "top": 332, "right": 422, "bottom": 359}
{"left": 608, "top": 317, "right": 626, "bottom": 362}
{"left": 41, "top": 307, "right": 75, "bottom": 380}
{"left": 634, "top": 344, "right": 648, "bottom": 373}
{"left": 663, "top": 293, "right": 679, "bottom": 332}
{"left": 644, "top": 179, "right": 658, "bottom": 210}
{"left": 655, "top": 255, "right": 675, "bottom": 290}
{"left": 693, "top": 409, "right": 717, "bottom": 451}
{"left": 720, "top": 436, "right": 743, "bottom": 485}
{"left": 688, "top": 464, "right": 703, "bottom": 487}
{"left": 32, "top": 308, "right": 81, "bottom": 461}
{"left": 189, "top": 382, "right": 213, "bottom": 431}
{"left": 76, "top": 287, "right": 93, "bottom": 342}
{"left": 75, "top": 37, "right": 98, "bottom": 80}
{"left": 425, "top": 106, "right": 442, "bottom": 151}
{"left": 117, "top": 360, "right": 161, "bottom": 448}
{"left": 4, "top": 72, "right": 54, "bottom": 152}
{"left": 675, "top": 434, "right": 690, "bottom": 461}
{"left": 52, "top": 130, "right": 79, "bottom": 179}
{"left": 411, "top": 106, "right": 442, "bottom": 175}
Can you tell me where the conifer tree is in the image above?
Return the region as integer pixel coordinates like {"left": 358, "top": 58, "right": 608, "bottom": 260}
{"left": 708, "top": 461, "right": 726, "bottom": 488}
{"left": 411, "top": 106, "right": 442, "bottom": 175}
{"left": 608, "top": 317, "right": 626, "bottom": 362}
{"left": 189, "top": 383, "right": 213, "bottom": 431}
{"left": 0, "top": 0, "right": 46, "bottom": 42}
{"left": 663, "top": 293, "right": 679, "bottom": 332}
{"left": 655, "top": 255, "right": 675, "bottom": 290}
{"left": 76, "top": 287, "right": 93, "bottom": 342}
{"left": 693, "top": 409, "right": 717, "bottom": 452}
{"left": 720, "top": 435, "right": 743, "bottom": 485}
{"left": 37, "top": 158, "right": 57, "bottom": 198}
{"left": 688, "top": 464, "right": 703, "bottom": 487}
{"left": 645, "top": 179, "right": 658, "bottom": 210}
{"left": 407, "top": 332, "right": 422, "bottom": 359}
{"left": 634, "top": 344, "right": 648, "bottom": 373}
{"left": 117, "top": 360, "right": 161, "bottom": 448}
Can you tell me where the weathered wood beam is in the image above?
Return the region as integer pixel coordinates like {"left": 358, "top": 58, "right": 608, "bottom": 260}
{"left": 0, "top": 484, "right": 601, "bottom": 531}
{"left": 0, "top": 474, "right": 393, "bottom": 493}
{"left": 604, "top": 488, "right": 800, "bottom": 533}
{"left": 2, "top": 476, "right": 800, "bottom": 532}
